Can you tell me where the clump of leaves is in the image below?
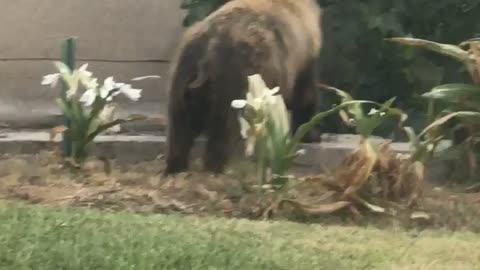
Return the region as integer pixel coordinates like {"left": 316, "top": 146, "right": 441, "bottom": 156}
{"left": 270, "top": 87, "right": 419, "bottom": 219}
{"left": 387, "top": 37, "right": 480, "bottom": 181}
{"left": 231, "top": 78, "right": 418, "bottom": 219}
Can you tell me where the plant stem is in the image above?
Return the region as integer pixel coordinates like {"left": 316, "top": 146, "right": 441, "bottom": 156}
{"left": 61, "top": 37, "right": 77, "bottom": 158}
{"left": 257, "top": 137, "right": 267, "bottom": 195}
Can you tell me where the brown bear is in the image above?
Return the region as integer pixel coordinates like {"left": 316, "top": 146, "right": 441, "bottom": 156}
{"left": 164, "top": 0, "right": 324, "bottom": 175}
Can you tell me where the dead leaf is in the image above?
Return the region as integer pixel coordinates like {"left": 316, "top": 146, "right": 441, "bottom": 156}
{"left": 49, "top": 125, "right": 67, "bottom": 142}
{"left": 194, "top": 184, "right": 218, "bottom": 201}
{"left": 278, "top": 199, "right": 351, "bottom": 215}
{"left": 410, "top": 211, "right": 431, "bottom": 221}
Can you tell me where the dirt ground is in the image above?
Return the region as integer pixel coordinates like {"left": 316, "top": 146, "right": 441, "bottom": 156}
{"left": 0, "top": 150, "right": 480, "bottom": 232}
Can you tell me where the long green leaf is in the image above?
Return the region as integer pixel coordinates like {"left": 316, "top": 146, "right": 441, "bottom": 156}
{"left": 327, "top": 86, "right": 364, "bottom": 118}
{"left": 55, "top": 98, "right": 74, "bottom": 120}
{"left": 386, "top": 37, "right": 470, "bottom": 63}
{"left": 404, "top": 127, "right": 420, "bottom": 149}
{"left": 87, "top": 96, "right": 107, "bottom": 122}
{"left": 85, "top": 115, "right": 148, "bottom": 144}
{"left": 419, "top": 111, "right": 480, "bottom": 137}
{"left": 289, "top": 100, "right": 382, "bottom": 153}
{"left": 71, "top": 101, "right": 90, "bottom": 144}
{"left": 423, "top": 83, "right": 480, "bottom": 98}
{"left": 422, "top": 83, "right": 480, "bottom": 109}
{"left": 356, "top": 97, "right": 406, "bottom": 137}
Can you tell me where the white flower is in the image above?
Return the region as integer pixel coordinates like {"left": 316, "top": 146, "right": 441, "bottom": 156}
{"left": 296, "top": 149, "right": 306, "bottom": 156}
{"left": 231, "top": 74, "right": 280, "bottom": 113}
{"left": 42, "top": 61, "right": 96, "bottom": 101}
{"left": 238, "top": 117, "right": 250, "bottom": 138}
{"left": 78, "top": 63, "right": 92, "bottom": 78}
{"left": 98, "top": 103, "right": 121, "bottom": 133}
{"left": 54, "top": 61, "right": 72, "bottom": 76}
{"left": 79, "top": 88, "right": 97, "bottom": 106}
{"left": 268, "top": 95, "right": 290, "bottom": 136}
{"left": 97, "top": 77, "right": 142, "bottom": 102}
{"left": 85, "top": 78, "right": 99, "bottom": 91}
{"left": 368, "top": 108, "right": 386, "bottom": 116}
{"left": 231, "top": 99, "right": 247, "bottom": 109}
{"left": 368, "top": 108, "right": 378, "bottom": 115}
{"left": 427, "top": 143, "right": 434, "bottom": 152}
{"left": 41, "top": 73, "right": 61, "bottom": 87}
{"left": 231, "top": 74, "right": 285, "bottom": 157}
{"left": 118, "top": 84, "right": 142, "bottom": 101}
{"left": 99, "top": 77, "right": 117, "bottom": 99}
{"left": 237, "top": 115, "right": 267, "bottom": 156}
{"left": 77, "top": 63, "right": 94, "bottom": 87}
{"left": 247, "top": 74, "right": 279, "bottom": 108}
{"left": 41, "top": 62, "right": 73, "bottom": 89}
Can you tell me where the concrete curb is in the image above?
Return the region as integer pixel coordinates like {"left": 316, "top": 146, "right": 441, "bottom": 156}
{"left": 0, "top": 131, "right": 452, "bottom": 180}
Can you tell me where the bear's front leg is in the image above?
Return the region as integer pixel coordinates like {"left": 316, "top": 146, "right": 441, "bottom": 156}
{"left": 204, "top": 103, "right": 238, "bottom": 174}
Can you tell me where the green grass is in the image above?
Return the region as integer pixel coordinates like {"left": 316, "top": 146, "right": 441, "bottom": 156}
{"left": 0, "top": 203, "right": 479, "bottom": 270}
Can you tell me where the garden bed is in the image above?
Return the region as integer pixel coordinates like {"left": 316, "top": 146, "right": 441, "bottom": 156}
{"left": 1, "top": 150, "right": 480, "bottom": 232}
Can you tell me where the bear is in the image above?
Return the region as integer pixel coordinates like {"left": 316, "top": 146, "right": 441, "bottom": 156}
{"left": 164, "top": 0, "right": 324, "bottom": 175}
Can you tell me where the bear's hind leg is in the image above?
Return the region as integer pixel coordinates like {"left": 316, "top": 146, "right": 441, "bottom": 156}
{"left": 164, "top": 106, "right": 205, "bottom": 175}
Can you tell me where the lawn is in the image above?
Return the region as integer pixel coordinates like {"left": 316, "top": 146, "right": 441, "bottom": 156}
{"left": 1, "top": 202, "right": 479, "bottom": 270}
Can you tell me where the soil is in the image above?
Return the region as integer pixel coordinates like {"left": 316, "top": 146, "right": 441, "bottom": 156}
{"left": 1, "top": 151, "right": 480, "bottom": 232}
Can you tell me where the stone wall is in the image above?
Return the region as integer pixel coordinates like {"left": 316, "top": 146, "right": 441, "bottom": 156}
{"left": 0, "top": 0, "right": 185, "bottom": 129}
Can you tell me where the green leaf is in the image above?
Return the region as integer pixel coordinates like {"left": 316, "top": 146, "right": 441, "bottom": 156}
{"left": 355, "top": 98, "right": 406, "bottom": 137}
{"left": 327, "top": 86, "right": 364, "bottom": 118}
{"left": 85, "top": 115, "right": 148, "bottom": 145}
{"left": 419, "top": 111, "right": 480, "bottom": 138}
{"left": 404, "top": 127, "right": 420, "bottom": 150}
{"left": 386, "top": 37, "right": 470, "bottom": 63}
{"left": 55, "top": 98, "right": 73, "bottom": 120}
{"left": 87, "top": 96, "right": 108, "bottom": 122}
{"left": 422, "top": 83, "right": 480, "bottom": 110}
{"left": 289, "top": 100, "right": 382, "bottom": 153}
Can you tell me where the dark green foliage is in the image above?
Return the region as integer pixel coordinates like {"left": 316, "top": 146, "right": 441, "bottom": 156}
{"left": 178, "top": 0, "right": 480, "bottom": 136}
{"left": 180, "top": 0, "right": 226, "bottom": 27}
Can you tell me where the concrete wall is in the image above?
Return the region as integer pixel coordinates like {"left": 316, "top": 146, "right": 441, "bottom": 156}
{"left": 0, "top": 0, "right": 185, "bottom": 129}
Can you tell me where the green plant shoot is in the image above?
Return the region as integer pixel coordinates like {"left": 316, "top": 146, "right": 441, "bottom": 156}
{"left": 231, "top": 75, "right": 407, "bottom": 191}
{"left": 41, "top": 62, "right": 153, "bottom": 165}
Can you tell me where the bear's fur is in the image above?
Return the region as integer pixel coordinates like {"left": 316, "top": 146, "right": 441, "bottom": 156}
{"left": 164, "top": 0, "right": 323, "bottom": 175}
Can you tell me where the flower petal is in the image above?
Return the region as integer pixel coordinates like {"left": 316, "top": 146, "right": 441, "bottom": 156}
{"left": 41, "top": 74, "right": 60, "bottom": 87}
{"left": 120, "top": 84, "right": 142, "bottom": 100}
{"left": 296, "top": 149, "right": 306, "bottom": 156}
{"left": 245, "top": 136, "right": 256, "bottom": 156}
{"left": 231, "top": 99, "right": 247, "bottom": 109}
{"left": 269, "top": 86, "right": 280, "bottom": 95}
{"left": 368, "top": 108, "right": 379, "bottom": 115}
{"left": 79, "top": 89, "right": 97, "bottom": 106}
{"left": 78, "top": 63, "right": 93, "bottom": 77}
{"left": 99, "top": 77, "right": 116, "bottom": 98}
{"left": 84, "top": 78, "right": 99, "bottom": 91}
{"left": 78, "top": 63, "right": 89, "bottom": 72}
{"left": 267, "top": 95, "right": 290, "bottom": 135}
{"left": 238, "top": 117, "right": 250, "bottom": 138}
{"left": 54, "top": 61, "right": 71, "bottom": 75}
{"left": 247, "top": 74, "right": 267, "bottom": 98}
